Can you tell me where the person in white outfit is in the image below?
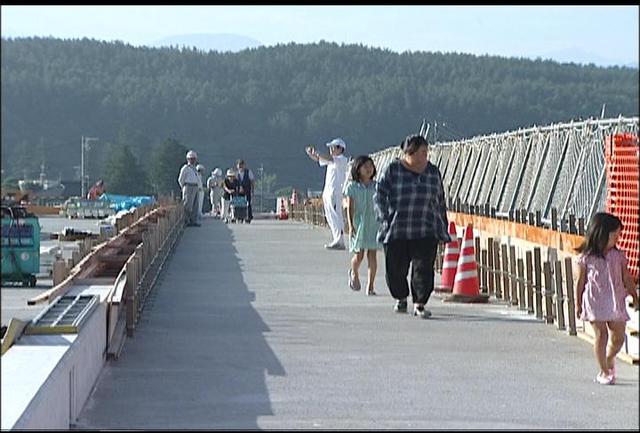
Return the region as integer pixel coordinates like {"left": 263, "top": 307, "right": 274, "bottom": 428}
{"left": 207, "top": 168, "right": 224, "bottom": 218}
{"left": 177, "top": 150, "right": 201, "bottom": 227}
{"left": 305, "top": 137, "right": 349, "bottom": 249}
{"left": 196, "top": 164, "right": 206, "bottom": 221}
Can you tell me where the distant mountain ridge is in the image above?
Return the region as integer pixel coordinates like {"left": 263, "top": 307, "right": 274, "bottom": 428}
{"left": 537, "top": 47, "right": 638, "bottom": 68}
{"left": 150, "top": 33, "right": 263, "bottom": 52}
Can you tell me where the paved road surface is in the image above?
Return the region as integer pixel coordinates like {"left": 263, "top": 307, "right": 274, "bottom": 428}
{"left": 75, "top": 218, "right": 639, "bottom": 429}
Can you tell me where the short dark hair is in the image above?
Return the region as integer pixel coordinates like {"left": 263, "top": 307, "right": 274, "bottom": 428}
{"left": 350, "top": 155, "right": 377, "bottom": 182}
{"left": 575, "top": 212, "right": 623, "bottom": 257}
{"left": 400, "top": 134, "right": 429, "bottom": 155}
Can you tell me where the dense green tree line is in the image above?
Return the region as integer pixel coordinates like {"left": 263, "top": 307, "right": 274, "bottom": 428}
{"left": 1, "top": 37, "right": 638, "bottom": 195}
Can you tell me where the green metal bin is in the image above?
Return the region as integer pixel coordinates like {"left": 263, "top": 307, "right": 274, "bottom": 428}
{"left": 1, "top": 206, "right": 40, "bottom": 287}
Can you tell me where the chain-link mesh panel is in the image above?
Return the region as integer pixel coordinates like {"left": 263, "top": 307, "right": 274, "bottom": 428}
{"left": 565, "top": 132, "right": 603, "bottom": 220}
{"left": 477, "top": 142, "right": 501, "bottom": 206}
{"left": 547, "top": 128, "right": 582, "bottom": 219}
{"left": 448, "top": 145, "right": 473, "bottom": 203}
{"left": 437, "top": 145, "right": 454, "bottom": 180}
{"left": 467, "top": 139, "right": 491, "bottom": 205}
{"left": 512, "top": 132, "right": 544, "bottom": 211}
{"left": 459, "top": 143, "right": 483, "bottom": 204}
{"left": 489, "top": 139, "right": 515, "bottom": 209}
{"left": 526, "top": 131, "right": 557, "bottom": 215}
{"left": 499, "top": 134, "right": 529, "bottom": 212}
{"left": 442, "top": 145, "right": 462, "bottom": 197}
{"left": 372, "top": 117, "right": 638, "bottom": 219}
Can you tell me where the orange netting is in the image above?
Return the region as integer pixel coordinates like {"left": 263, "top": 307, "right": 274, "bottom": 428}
{"left": 605, "top": 133, "right": 639, "bottom": 281}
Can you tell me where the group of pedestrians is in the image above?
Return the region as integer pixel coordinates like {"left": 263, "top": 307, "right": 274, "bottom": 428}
{"left": 306, "top": 134, "right": 449, "bottom": 318}
{"left": 307, "top": 135, "right": 637, "bottom": 385}
{"left": 179, "top": 136, "right": 636, "bottom": 386}
{"left": 177, "top": 151, "right": 255, "bottom": 226}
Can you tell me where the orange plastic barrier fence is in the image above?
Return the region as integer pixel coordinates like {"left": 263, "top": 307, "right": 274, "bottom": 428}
{"left": 605, "top": 133, "right": 639, "bottom": 281}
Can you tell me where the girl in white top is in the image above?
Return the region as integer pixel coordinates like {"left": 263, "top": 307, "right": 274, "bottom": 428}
{"left": 306, "top": 138, "right": 349, "bottom": 249}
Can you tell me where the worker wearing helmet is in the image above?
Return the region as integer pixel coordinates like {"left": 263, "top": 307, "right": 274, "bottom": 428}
{"left": 177, "top": 150, "right": 201, "bottom": 226}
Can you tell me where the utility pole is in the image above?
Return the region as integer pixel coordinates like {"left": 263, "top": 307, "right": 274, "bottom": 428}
{"left": 258, "top": 163, "right": 264, "bottom": 213}
{"left": 81, "top": 136, "right": 99, "bottom": 198}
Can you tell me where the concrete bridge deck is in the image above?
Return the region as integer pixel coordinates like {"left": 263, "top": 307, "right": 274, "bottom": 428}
{"left": 75, "top": 218, "right": 639, "bottom": 429}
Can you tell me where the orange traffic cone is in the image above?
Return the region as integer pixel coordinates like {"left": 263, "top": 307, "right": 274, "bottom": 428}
{"left": 444, "top": 224, "right": 489, "bottom": 303}
{"left": 435, "top": 221, "right": 459, "bottom": 293}
{"left": 276, "top": 197, "right": 289, "bottom": 220}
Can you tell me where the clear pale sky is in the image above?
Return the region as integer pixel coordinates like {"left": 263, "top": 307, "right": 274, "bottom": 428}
{"left": 1, "top": 5, "right": 638, "bottom": 66}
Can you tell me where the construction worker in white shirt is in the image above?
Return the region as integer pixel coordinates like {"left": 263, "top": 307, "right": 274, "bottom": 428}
{"left": 177, "top": 150, "right": 202, "bottom": 227}
{"left": 305, "top": 137, "right": 349, "bottom": 249}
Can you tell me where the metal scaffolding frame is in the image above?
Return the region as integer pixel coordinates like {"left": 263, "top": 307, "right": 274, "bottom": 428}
{"left": 370, "top": 116, "right": 639, "bottom": 226}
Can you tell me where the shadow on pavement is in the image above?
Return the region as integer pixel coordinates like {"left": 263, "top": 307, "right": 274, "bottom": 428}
{"left": 75, "top": 219, "right": 285, "bottom": 429}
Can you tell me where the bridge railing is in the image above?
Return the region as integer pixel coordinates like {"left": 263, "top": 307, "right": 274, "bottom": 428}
{"left": 371, "top": 116, "right": 639, "bottom": 227}
{"left": 106, "top": 201, "right": 185, "bottom": 358}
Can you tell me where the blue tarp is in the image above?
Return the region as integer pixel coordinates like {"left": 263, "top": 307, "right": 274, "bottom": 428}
{"left": 98, "top": 193, "right": 156, "bottom": 212}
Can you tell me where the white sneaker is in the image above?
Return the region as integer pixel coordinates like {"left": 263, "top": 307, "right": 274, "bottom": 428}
{"left": 324, "top": 242, "right": 345, "bottom": 250}
{"left": 413, "top": 306, "right": 432, "bottom": 319}
{"left": 594, "top": 372, "right": 613, "bottom": 385}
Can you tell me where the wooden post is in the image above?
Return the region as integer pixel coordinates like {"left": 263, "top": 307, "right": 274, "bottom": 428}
{"left": 134, "top": 253, "right": 141, "bottom": 320}
{"left": 126, "top": 259, "right": 136, "bottom": 336}
{"left": 501, "top": 244, "right": 510, "bottom": 304}
{"left": 543, "top": 261, "right": 555, "bottom": 324}
{"left": 487, "top": 238, "right": 495, "bottom": 297}
{"left": 568, "top": 214, "right": 577, "bottom": 234}
{"left": 533, "top": 248, "right": 543, "bottom": 319}
{"left": 83, "top": 238, "right": 92, "bottom": 257}
{"left": 564, "top": 257, "right": 577, "bottom": 336}
{"left": 525, "top": 251, "right": 534, "bottom": 314}
{"left": 577, "top": 217, "right": 585, "bottom": 235}
{"left": 554, "top": 260, "right": 566, "bottom": 330}
{"left": 551, "top": 208, "right": 558, "bottom": 231}
{"left": 475, "top": 236, "right": 481, "bottom": 285}
{"left": 77, "top": 241, "right": 85, "bottom": 259}
{"left": 509, "top": 245, "right": 518, "bottom": 306}
{"left": 517, "top": 258, "right": 526, "bottom": 311}
{"left": 493, "top": 239, "right": 503, "bottom": 299}
{"left": 52, "top": 259, "right": 67, "bottom": 286}
{"left": 481, "top": 249, "right": 488, "bottom": 294}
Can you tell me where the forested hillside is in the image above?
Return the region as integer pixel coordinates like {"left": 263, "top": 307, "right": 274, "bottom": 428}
{"left": 1, "top": 37, "right": 638, "bottom": 194}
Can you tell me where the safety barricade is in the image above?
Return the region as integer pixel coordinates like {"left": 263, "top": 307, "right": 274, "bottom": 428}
{"left": 605, "top": 133, "right": 639, "bottom": 280}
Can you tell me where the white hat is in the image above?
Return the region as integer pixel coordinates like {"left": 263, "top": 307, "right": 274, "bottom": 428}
{"left": 186, "top": 150, "right": 198, "bottom": 160}
{"left": 226, "top": 168, "right": 236, "bottom": 177}
{"left": 196, "top": 164, "right": 205, "bottom": 172}
{"left": 213, "top": 168, "right": 223, "bottom": 176}
{"left": 326, "top": 138, "right": 346, "bottom": 149}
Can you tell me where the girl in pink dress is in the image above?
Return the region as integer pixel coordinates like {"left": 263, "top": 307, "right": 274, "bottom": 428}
{"left": 575, "top": 212, "right": 638, "bottom": 385}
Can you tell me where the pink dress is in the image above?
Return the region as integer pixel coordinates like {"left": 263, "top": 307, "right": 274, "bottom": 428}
{"left": 577, "top": 248, "right": 630, "bottom": 322}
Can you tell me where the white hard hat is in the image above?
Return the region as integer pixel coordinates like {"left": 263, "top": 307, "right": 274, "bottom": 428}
{"left": 226, "top": 168, "right": 236, "bottom": 177}
{"left": 196, "top": 164, "right": 205, "bottom": 172}
{"left": 326, "top": 138, "right": 346, "bottom": 149}
{"left": 186, "top": 150, "right": 197, "bottom": 160}
{"left": 213, "top": 168, "right": 223, "bottom": 176}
